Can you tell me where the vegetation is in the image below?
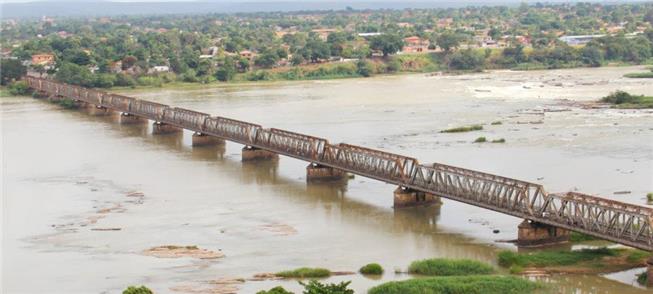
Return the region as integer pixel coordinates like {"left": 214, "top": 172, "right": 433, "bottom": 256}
{"left": 56, "top": 98, "right": 79, "bottom": 109}
{"left": 624, "top": 68, "right": 653, "bottom": 78}
{"left": 474, "top": 137, "right": 487, "bottom": 143}
{"left": 359, "top": 263, "right": 384, "bottom": 275}
{"left": 122, "top": 286, "right": 153, "bottom": 294}
{"left": 0, "top": 59, "right": 26, "bottom": 85}
{"left": 647, "top": 192, "right": 653, "bottom": 202}
{"left": 299, "top": 280, "right": 354, "bottom": 294}
{"left": 368, "top": 276, "right": 541, "bottom": 294}
{"left": 569, "top": 232, "right": 600, "bottom": 242}
{"left": 257, "top": 286, "right": 294, "bottom": 294}
{"left": 490, "top": 121, "right": 502, "bottom": 125}
{"left": 441, "top": 125, "right": 483, "bottom": 133}
{"left": 491, "top": 138, "right": 506, "bottom": 143}
{"left": 637, "top": 271, "right": 648, "bottom": 286}
{"left": 275, "top": 267, "right": 331, "bottom": 279}
{"left": 7, "top": 81, "right": 31, "bottom": 96}
{"left": 408, "top": 258, "right": 495, "bottom": 276}
{"left": 600, "top": 91, "right": 653, "bottom": 109}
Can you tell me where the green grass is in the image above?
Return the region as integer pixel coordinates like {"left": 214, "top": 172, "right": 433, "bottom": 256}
{"left": 123, "top": 286, "right": 153, "bottom": 294}
{"left": 491, "top": 138, "right": 506, "bottom": 143}
{"left": 275, "top": 267, "right": 331, "bottom": 278}
{"left": 441, "top": 125, "right": 483, "bottom": 133}
{"left": 359, "top": 263, "right": 384, "bottom": 275}
{"left": 624, "top": 72, "right": 653, "bottom": 78}
{"left": 626, "top": 250, "right": 650, "bottom": 263}
{"left": 368, "top": 275, "right": 542, "bottom": 294}
{"left": 569, "top": 232, "right": 600, "bottom": 242}
{"left": 408, "top": 258, "right": 495, "bottom": 276}
{"left": 497, "top": 248, "right": 619, "bottom": 268}
{"left": 601, "top": 91, "right": 653, "bottom": 109}
{"left": 473, "top": 136, "right": 487, "bottom": 143}
{"left": 256, "top": 286, "right": 293, "bottom": 294}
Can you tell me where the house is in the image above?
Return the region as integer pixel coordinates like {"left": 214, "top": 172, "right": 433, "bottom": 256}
{"left": 239, "top": 50, "right": 256, "bottom": 60}
{"left": 31, "top": 54, "right": 55, "bottom": 66}
{"left": 559, "top": 34, "right": 605, "bottom": 46}
{"left": 148, "top": 66, "right": 170, "bottom": 74}
{"left": 311, "top": 29, "right": 337, "bottom": 41}
{"left": 402, "top": 36, "right": 429, "bottom": 53}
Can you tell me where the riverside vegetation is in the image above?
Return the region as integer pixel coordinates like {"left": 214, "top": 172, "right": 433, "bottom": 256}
{"left": 600, "top": 91, "right": 653, "bottom": 109}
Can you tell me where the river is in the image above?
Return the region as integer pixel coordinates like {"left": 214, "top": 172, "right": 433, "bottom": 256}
{"left": 2, "top": 65, "right": 653, "bottom": 293}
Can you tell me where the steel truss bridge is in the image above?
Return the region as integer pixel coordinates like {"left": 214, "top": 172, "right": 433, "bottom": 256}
{"left": 26, "top": 76, "right": 653, "bottom": 251}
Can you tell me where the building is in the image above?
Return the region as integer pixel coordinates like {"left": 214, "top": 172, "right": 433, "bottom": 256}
{"left": 559, "top": 34, "right": 605, "bottom": 46}
{"left": 148, "top": 66, "right": 170, "bottom": 74}
{"left": 402, "top": 36, "right": 429, "bottom": 53}
{"left": 31, "top": 54, "right": 55, "bottom": 66}
{"left": 239, "top": 50, "right": 256, "bottom": 60}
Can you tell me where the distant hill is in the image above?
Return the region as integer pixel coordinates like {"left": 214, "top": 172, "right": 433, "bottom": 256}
{"left": 0, "top": 0, "right": 583, "bottom": 19}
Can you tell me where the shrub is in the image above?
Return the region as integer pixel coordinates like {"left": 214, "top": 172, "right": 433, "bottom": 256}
{"left": 509, "top": 265, "right": 524, "bottom": 274}
{"left": 407, "top": 258, "right": 495, "bottom": 276}
{"left": 276, "top": 267, "right": 331, "bottom": 278}
{"left": 114, "top": 74, "right": 137, "bottom": 87}
{"left": 637, "top": 271, "right": 648, "bottom": 286}
{"left": 474, "top": 137, "right": 487, "bottom": 143}
{"left": 122, "top": 285, "right": 153, "bottom": 294}
{"left": 58, "top": 98, "right": 78, "bottom": 109}
{"left": 569, "top": 232, "right": 599, "bottom": 242}
{"left": 299, "top": 280, "right": 353, "bottom": 294}
{"left": 491, "top": 138, "right": 505, "bottom": 143}
{"left": 94, "top": 73, "right": 116, "bottom": 88}
{"left": 257, "top": 286, "right": 294, "bottom": 294}
{"left": 368, "top": 276, "right": 540, "bottom": 294}
{"left": 356, "top": 59, "right": 374, "bottom": 77}
{"left": 441, "top": 125, "right": 483, "bottom": 133}
{"left": 490, "top": 121, "right": 502, "bottom": 125}
{"left": 647, "top": 192, "right": 653, "bottom": 202}
{"left": 359, "top": 263, "right": 384, "bottom": 275}
{"left": 8, "top": 81, "right": 30, "bottom": 95}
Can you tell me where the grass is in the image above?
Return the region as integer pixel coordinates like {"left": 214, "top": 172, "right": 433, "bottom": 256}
{"left": 601, "top": 91, "right": 653, "bottom": 109}
{"left": 473, "top": 136, "right": 487, "bottom": 143}
{"left": 359, "top": 263, "right": 384, "bottom": 275}
{"left": 368, "top": 275, "right": 542, "bottom": 294}
{"left": 497, "top": 248, "right": 621, "bottom": 268}
{"left": 626, "top": 250, "right": 650, "bottom": 263}
{"left": 569, "top": 232, "right": 601, "bottom": 242}
{"left": 275, "top": 267, "right": 331, "bottom": 278}
{"left": 408, "top": 258, "right": 495, "bottom": 276}
{"left": 624, "top": 72, "right": 653, "bottom": 78}
{"left": 441, "top": 125, "right": 483, "bottom": 133}
{"left": 491, "top": 138, "right": 506, "bottom": 143}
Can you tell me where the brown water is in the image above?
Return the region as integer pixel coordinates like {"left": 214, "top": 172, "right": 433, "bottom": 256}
{"left": 2, "top": 66, "right": 653, "bottom": 293}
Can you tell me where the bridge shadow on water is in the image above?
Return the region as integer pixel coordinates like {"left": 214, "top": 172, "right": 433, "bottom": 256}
{"left": 59, "top": 106, "right": 502, "bottom": 260}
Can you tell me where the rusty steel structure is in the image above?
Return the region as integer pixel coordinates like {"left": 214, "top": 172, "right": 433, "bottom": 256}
{"left": 26, "top": 76, "right": 653, "bottom": 251}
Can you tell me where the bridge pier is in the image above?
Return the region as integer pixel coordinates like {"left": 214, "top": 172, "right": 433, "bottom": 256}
{"left": 242, "top": 146, "right": 278, "bottom": 161}
{"left": 192, "top": 132, "right": 225, "bottom": 147}
{"left": 87, "top": 105, "right": 112, "bottom": 116}
{"left": 306, "top": 163, "right": 346, "bottom": 182}
{"left": 393, "top": 186, "right": 441, "bottom": 208}
{"left": 119, "top": 113, "right": 146, "bottom": 124}
{"left": 152, "top": 122, "right": 181, "bottom": 135}
{"left": 517, "top": 220, "right": 570, "bottom": 247}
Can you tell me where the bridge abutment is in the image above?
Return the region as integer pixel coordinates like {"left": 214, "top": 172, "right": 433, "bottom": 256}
{"left": 242, "top": 146, "right": 278, "bottom": 161}
{"left": 192, "top": 132, "right": 225, "bottom": 146}
{"left": 152, "top": 122, "right": 181, "bottom": 135}
{"left": 393, "top": 186, "right": 441, "bottom": 208}
{"left": 306, "top": 163, "right": 346, "bottom": 182}
{"left": 119, "top": 113, "right": 146, "bottom": 124}
{"left": 517, "top": 220, "right": 570, "bottom": 247}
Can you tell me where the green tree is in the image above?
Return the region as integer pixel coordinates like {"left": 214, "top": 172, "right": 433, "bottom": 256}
{"left": 447, "top": 49, "right": 485, "bottom": 70}
{"left": 216, "top": 57, "right": 236, "bottom": 81}
{"left": 436, "top": 32, "right": 462, "bottom": 52}
{"left": 55, "top": 62, "right": 94, "bottom": 87}
{"left": 356, "top": 59, "right": 374, "bottom": 77}
{"left": 580, "top": 46, "right": 603, "bottom": 67}
{"left": 0, "top": 59, "right": 26, "bottom": 85}
{"left": 369, "top": 34, "right": 403, "bottom": 57}
{"left": 255, "top": 49, "right": 280, "bottom": 68}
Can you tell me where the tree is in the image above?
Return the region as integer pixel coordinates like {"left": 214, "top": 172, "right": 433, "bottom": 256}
{"left": 1, "top": 59, "right": 26, "bottom": 85}
{"left": 436, "top": 32, "right": 461, "bottom": 53}
{"left": 55, "top": 62, "right": 94, "bottom": 87}
{"left": 255, "top": 49, "right": 280, "bottom": 68}
{"left": 369, "top": 34, "right": 403, "bottom": 57}
{"left": 290, "top": 54, "right": 305, "bottom": 66}
{"left": 356, "top": 59, "right": 374, "bottom": 77}
{"left": 216, "top": 57, "right": 236, "bottom": 81}
{"left": 580, "top": 46, "right": 603, "bottom": 67}
{"left": 447, "top": 49, "right": 485, "bottom": 70}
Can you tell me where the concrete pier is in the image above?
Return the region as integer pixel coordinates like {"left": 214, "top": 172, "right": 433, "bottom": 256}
{"left": 192, "top": 132, "right": 225, "bottom": 147}
{"left": 393, "top": 186, "right": 441, "bottom": 208}
{"left": 242, "top": 146, "right": 278, "bottom": 161}
{"left": 517, "top": 220, "right": 570, "bottom": 247}
{"left": 119, "top": 113, "right": 146, "bottom": 124}
{"left": 152, "top": 122, "right": 181, "bottom": 135}
{"left": 306, "top": 163, "right": 346, "bottom": 182}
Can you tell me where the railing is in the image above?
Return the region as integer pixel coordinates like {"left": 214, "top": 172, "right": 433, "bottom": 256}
{"left": 25, "top": 76, "right": 653, "bottom": 251}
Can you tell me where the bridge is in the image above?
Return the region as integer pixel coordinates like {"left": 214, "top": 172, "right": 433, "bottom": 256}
{"left": 25, "top": 76, "right": 653, "bottom": 255}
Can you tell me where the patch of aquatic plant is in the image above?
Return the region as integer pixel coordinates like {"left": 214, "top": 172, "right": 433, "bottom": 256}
{"left": 123, "top": 285, "right": 153, "bottom": 294}
{"left": 256, "top": 286, "right": 294, "bottom": 294}
{"left": 368, "top": 275, "right": 542, "bottom": 294}
{"left": 601, "top": 91, "right": 653, "bottom": 109}
{"left": 491, "top": 121, "right": 502, "bottom": 125}
{"left": 359, "top": 263, "right": 384, "bottom": 275}
{"left": 491, "top": 138, "right": 506, "bottom": 143}
{"left": 299, "top": 280, "right": 354, "bottom": 294}
{"left": 441, "top": 125, "right": 483, "bottom": 133}
{"left": 497, "top": 248, "right": 619, "bottom": 268}
{"left": 275, "top": 267, "right": 331, "bottom": 278}
{"left": 647, "top": 192, "right": 653, "bottom": 202}
{"left": 408, "top": 258, "right": 495, "bottom": 276}
{"left": 473, "top": 136, "right": 487, "bottom": 143}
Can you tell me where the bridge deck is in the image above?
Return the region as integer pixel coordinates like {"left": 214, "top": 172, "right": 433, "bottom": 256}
{"left": 25, "top": 76, "right": 653, "bottom": 251}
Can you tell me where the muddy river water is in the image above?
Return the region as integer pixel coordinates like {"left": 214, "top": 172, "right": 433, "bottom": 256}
{"left": 2, "top": 66, "right": 653, "bottom": 293}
